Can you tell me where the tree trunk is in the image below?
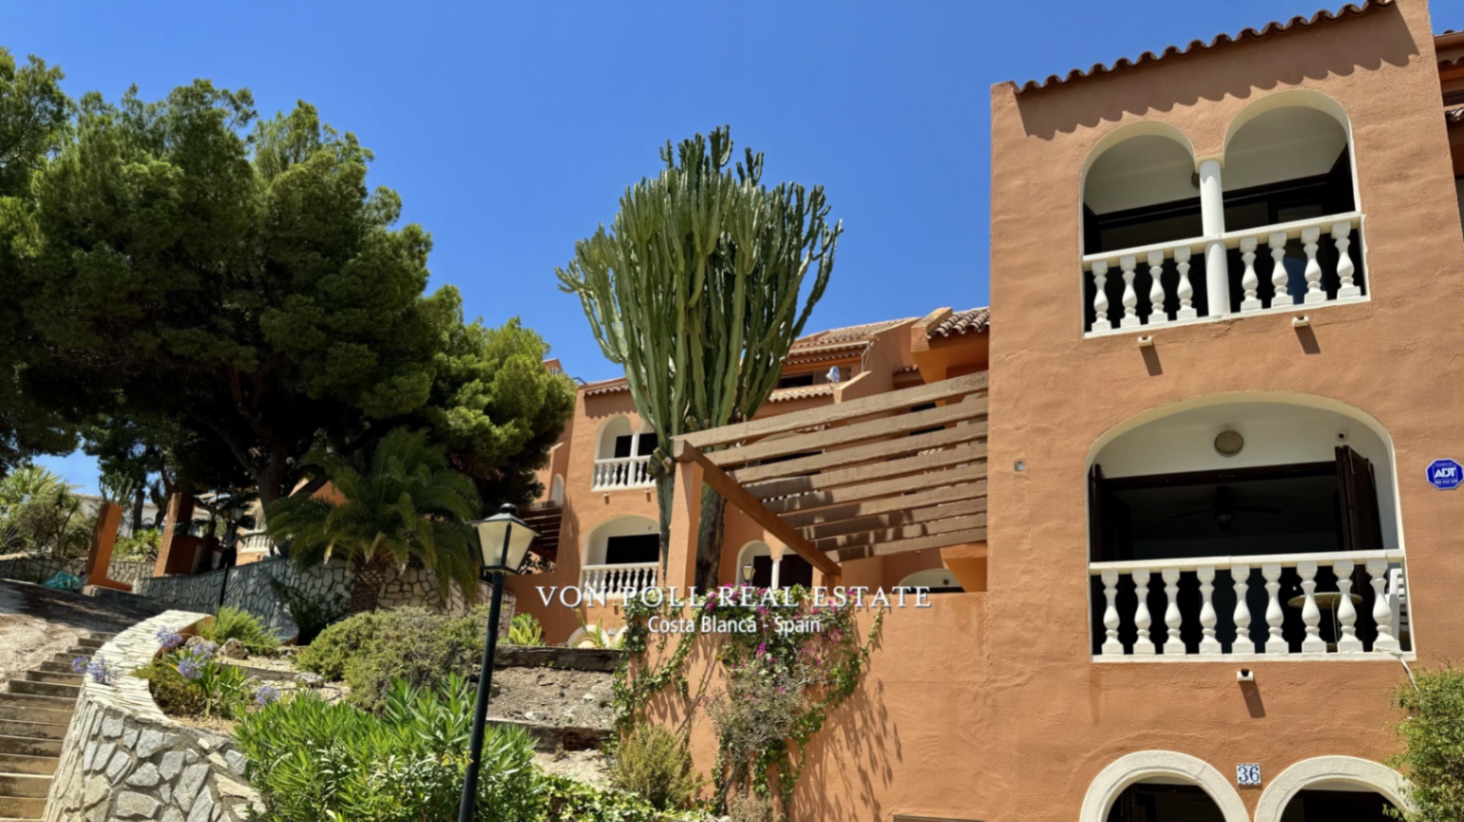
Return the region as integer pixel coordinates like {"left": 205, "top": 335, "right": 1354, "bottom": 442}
{"left": 131, "top": 487, "right": 145, "bottom": 534}
{"left": 349, "top": 554, "right": 393, "bottom": 613}
{"left": 694, "top": 487, "right": 726, "bottom": 591}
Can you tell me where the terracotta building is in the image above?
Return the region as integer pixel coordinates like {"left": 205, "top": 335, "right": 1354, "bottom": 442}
{"left": 515, "top": 1, "right": 1464, "bottom": 818}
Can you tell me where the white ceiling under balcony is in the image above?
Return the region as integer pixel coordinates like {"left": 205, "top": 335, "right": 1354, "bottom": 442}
{"left": 1084, "top": 135, "right": 1197, "bottom": 215}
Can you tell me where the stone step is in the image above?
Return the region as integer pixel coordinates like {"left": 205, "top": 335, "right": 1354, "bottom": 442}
{"left": 74, "top": 637, "right": 104, "bottom": 651}
{"left": 0, "top": 721, "right": 67, "bottom": 742}
{"left": 0, "top": 773, "right": 51, "bottom": 798}
{"left": 34, "top": 663, "right": 74, "bottom": 675}
{"left": 61, "top": 647, "right": 94, "bottom": 657}
{"left": 0, "top": 795, "right": 43, "bottom": 819}
{"left": 6, "top": 681, "right": 77, "bottom": 701}
{"left": 22, "top": 672, "right": 79, "bottom": 688}
{"left": 85, "top": 632, "right": 116, "bottom": 643}
{"left": 48, "top": 654, "right": 83, "bottom": 667}
{"left": 0, "top": 754, "right": 56, "bottom": 777}
{"left": 0, "top": 695, "right": 77, "bottom": 725}
{"left": 0, "top": 736, "right": 61, "bottom": 758}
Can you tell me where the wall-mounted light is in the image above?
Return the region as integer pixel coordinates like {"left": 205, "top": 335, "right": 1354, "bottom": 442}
{"left": 1214, "top": 430, "right": 1244, "bottom": 458}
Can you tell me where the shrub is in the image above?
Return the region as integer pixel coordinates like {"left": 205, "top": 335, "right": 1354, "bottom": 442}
{"left": 235, "top": 675, "right": 545, "bottom": 822}
{"left": 113, "top": 528, "right": 161, "bottom": 562}
{"left": 1392, "top": 666, "right": 1464, "bottom": 820}
{"left": 200, "top": 607, "right": 281, "bottom": 655}
{"left": 268, "top": 575, "right": 348, "bottom": 645}
{"left": 506, "top": 613, "right": 544, "bottom": 647}
{"left": 610, "top": 726, "right": 701, "bottom": 811}
{"left": 725, "top": 792, "right": 776, "bottom": 822}
{"left": 296, "top": 607, "right": 483, "bottom": 712}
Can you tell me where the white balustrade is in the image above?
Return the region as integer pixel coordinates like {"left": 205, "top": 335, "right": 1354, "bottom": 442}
{"left": 237, "top": 530, "right": 276, "bottom": 555}
{"left": 591, "top": 455, "right": 655, "bottom": 491}
{"left": 580, "top": 562, "right": 659, "bottom": 596}
{"left": 1083, "top": 212, "right": 1364, "bottom": 335}
{"left": 1090, "top": 549, "right": 1409, "bottom": 660}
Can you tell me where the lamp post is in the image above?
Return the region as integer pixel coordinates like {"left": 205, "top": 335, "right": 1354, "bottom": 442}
{"left": 458, "top": 503, "right": 538, "bottom": 822}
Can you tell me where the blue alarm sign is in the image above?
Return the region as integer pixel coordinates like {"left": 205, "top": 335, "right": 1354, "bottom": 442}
{"left": 1427, "top": 459, "right": 1462, "bottom": 490}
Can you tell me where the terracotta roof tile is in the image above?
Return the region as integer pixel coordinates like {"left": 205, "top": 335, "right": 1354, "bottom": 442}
{"left": 767, "top": 384, "right": 836, "bottom": 403}
{"left": 1016, "top": 1, "right": 1392, "bottom": 94}
{"left": 928, "top": 307, "right": 991, "bottom": 339}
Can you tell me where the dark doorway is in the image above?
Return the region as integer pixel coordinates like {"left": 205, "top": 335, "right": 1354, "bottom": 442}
{"left": 779, "top": 554, "right": 814, "bottom": 588}
{"left": 1280, "top": 789, "right": 1397, "bottom": 822}
{"left": 604, "top": 534, "right": 659, "bottom": 565}
{"left": 1106, "top": 783, "right": 1225, "bottom": 822}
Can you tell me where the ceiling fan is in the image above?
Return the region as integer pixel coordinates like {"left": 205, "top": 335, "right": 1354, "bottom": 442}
{"left": 1167, "top": 486, "right": 1282, "bottom": 530}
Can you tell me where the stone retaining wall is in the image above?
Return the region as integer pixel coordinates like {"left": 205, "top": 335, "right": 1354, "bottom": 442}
{"left": 0, "top": 554, "right": 153, "bottom": 587}
{"left": 136, "top": 557, "right": 514, "bottom": 639}
{"left": 44, "top": 610, "right": 264, "bottom": 822}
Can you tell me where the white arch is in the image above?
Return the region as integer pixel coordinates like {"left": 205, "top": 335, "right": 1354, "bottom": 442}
{"left": 549, "top": 474, "right": 565, "bottom": 505}
{"left": 896, "top": 568, "right": 962, "bottom": 591}
{"left": 1253, "top": 756, "right": 1412, "bottom": 821}
{"left": 736, "top": 540, "right": 775, "bottom": 568}
{"left": 1223, "top": 89, "right": 1353, "bottom": 158}
{"left": 581, "top": 514, "right": 658, "bottom": 565}
{"left": 595, "top": 416, "right": 634, "bottom": 459}
{"left": 1084, "top": 390, "right": 1405, "bottom": 551}
{"left": 1082, "top": 120, "right": 1198, "bottom": 180}
{"left": 1080, "top": 751, "right": 1249, "bottom": 822}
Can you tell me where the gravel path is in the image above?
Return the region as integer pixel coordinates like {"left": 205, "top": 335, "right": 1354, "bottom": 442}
{"left": 0, "top": 580, "right": 163, "bottom": 688}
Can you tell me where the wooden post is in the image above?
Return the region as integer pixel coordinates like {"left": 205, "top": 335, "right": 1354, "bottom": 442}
{"left": 153, "top": 493, "right": 197, "bottom": 577}
{"left": 664, "top": 459, "right": 703, "bottom": 592}
{"left": 83, "top": 502, "right": 131, "bottom": 592}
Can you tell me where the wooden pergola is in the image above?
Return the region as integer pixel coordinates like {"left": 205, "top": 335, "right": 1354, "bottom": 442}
{"left": 669, "top": 374, "right": 988, "bottom": 578}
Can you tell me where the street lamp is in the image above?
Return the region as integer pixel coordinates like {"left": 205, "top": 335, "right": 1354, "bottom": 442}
{"left": 741, "top": 563, "right": 755, "bottom": 585}
{"left": 458, "top": 503, "right": 538, "bottom": 822}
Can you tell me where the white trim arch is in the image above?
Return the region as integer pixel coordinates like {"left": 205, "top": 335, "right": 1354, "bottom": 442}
{"left": 896, "top": 568, "right": 962, "bottom": 591}
{"left": 1222, "top": 89, "right": 1354, "bottom": 161}
{"left": 1085, "top": 390, "right": 1405, "bottom": 552}
{"left": 1253, "top": 756, "right": 1412, "bottom": 821}
{"left": 1081, "top": 122, "right": 1201, "bottom": 254}
{"left": 582, "top": 514, "right": 658, "bottom": 566}
{"left": 1079, "top": 751, "right": 1249, "bottom": 822}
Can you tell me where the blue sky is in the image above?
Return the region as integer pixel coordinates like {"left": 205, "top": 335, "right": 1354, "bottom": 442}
{"left": 4, "top": 0, "right": 1431, "bottom": 493}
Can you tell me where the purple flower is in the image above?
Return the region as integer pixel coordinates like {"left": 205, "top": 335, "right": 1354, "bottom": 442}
{"left": 85, "top": 660, "right": 113, "bottom": 685}
{"left": 253, "top": 685, "right": 280, "bottom": 707}
{"left": 193, "top": 641, "right": 218, "bottom": 661}
{"left": 177, "top": 657, "right": 203, "bottom": 681}
{"left": 155, "top": 628, "right": 184, "bottom": 651}
{"left": 70, "top": 656, "right": 88, "bottom": 674}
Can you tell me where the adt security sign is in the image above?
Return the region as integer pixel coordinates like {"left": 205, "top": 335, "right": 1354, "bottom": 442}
{"left": 1428, "top": 459, "right": 1463, "bottom": 490}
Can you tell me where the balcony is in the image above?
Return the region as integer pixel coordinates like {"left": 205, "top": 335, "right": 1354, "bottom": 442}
{"left": 1090, "top": 549, "right": 1408, "bottom": 660}
{"left": 591, "top": 455, "right": 654, "bottom": 491}
{"left": 581, "top": 561, "right": 659, "bottom": 596}
{"left": 1083, "top": 212, "right": 1363, "bottom": 336}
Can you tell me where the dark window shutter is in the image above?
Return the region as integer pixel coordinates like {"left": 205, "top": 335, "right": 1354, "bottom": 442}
{"left": 1089, "top": 464, "right": 1106, "bottom": 562}
{"left": 613, "top": 435, "right": 634, "bottom": 459}
{"left": 1336, "top": 445, "right": 1384, "bottom": 552}
{"left": 636, "top": 433, "right": 659, "bottom": 456}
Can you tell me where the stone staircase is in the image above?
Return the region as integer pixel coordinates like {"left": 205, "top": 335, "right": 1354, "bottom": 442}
{"left": 0, "top": 632, "right": 113, "bottom": 822}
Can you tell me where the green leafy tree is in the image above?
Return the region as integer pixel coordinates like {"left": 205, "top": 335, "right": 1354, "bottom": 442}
{"left": 1392, "top": 666, "right": 1464, "bottom": 820}
{"left": 558, "top": 126, "right": 839, "bottom": 586}
{"left": 265, "top": 428, "right": 481, "bottom": 613}
{"left": 0, "top": 49, "right": 77, "bottom": 473}
{"left": 0, "top": 69, "right": 572, "bottom": 516}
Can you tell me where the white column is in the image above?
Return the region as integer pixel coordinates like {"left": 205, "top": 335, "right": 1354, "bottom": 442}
{"left": 1133, "top": 570, "right": 1156, "bottom": 655}
{"left": 1146, "top": 251, "right": 1168, "bottom": 327}
{"left": 1162, "top": 568, "right": 1182, "bottom": 654}
{"left": 1174, "top": 247, "right": 1196, "bottom": 320}
{"left": 1199, "top": 159, "right": 1229, "bottom": 317}
{"left": 1119, "top": 255, "right": 1140, "bottom": 329}
{"left": 1239, "top": 236, "right": 1261, "bottom": 312}
{"left": 1299, "top": 560, "right": 1326, "bottom": 653}
{"left": 1197, "top": 565, "right": 1221, "bottom": 655}
{"left": 1333, "top": 221, "right": 1360, "bottom": 299}
{"left": 1101, "top": 570, "right": 1123, "bottom": 656}
{"left": 1302, "top": 226, "right": 1325, "bottom": 304}
{"left": 1091, "top": 261, "right": 1112, "bottom": 332}
{"left": 1268, "top": 231, "right": 1289, "bottom": 309}
{"left": 770, "top": 554, "right": 782, "bottom": 590}
{"left": 1232, "top": 564, "right": 1252, "bottom": 654}
{"left": 1368, "top": 559, "right": 1400, "bottom": 653}
{"left": 1263, "top": 563, "right": 1287, "bottom": 654}
{"left": 1334, "top": 559, "right": 1363, "bottom": 653}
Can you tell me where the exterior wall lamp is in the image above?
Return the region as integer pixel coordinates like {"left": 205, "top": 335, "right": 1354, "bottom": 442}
{"left": 457, "top": 503, "right": 538, "bottom": 822}
{"left": 742, "top": 563, "right": 756, "bottom": 584}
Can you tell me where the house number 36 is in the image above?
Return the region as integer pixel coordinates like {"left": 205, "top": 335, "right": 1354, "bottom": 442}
{"left": 1236, "top": 764, "right": 1262, "bottom": 786}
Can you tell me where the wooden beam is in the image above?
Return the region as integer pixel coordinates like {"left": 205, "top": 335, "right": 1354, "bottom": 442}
{"left": 678, "top": 373, "right": 987, "bottom": 449}
{"left": 672, "top": 440, "right": 841, "bottom": 577}
{"left": 731, "top": 423, "right": 987, "bottom": 483}
{"left": 781, "top": 482, "right": 987, "bottom": 530}
{"left": 800, "top": 499, "right": 985, "bottom": 542}
{"left": 710, "top": 398, "right": 987, "bottom": 468}
{"left": 763, "top": 462, "right": 985, "bottom": 514}
{"left": 813, "top": 513, "right": 986, "bottom": 553}
{"left": 746, "top": 443, "right": 987, "bottom": 500}
{"left": 830, "top": 528, "right": 987, "bottom": 562}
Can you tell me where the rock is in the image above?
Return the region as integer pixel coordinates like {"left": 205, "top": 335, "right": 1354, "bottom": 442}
{"left": 125, "top": 762, "right": 161, "bottom": 788}
{"left": 114, "top": 791, "right": 161, "bottom": 818}
{"left": 219, "top": 638, "right": 248, "bottom": 660}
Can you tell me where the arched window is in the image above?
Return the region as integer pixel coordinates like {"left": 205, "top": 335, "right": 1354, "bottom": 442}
{"left": 734, "top": 541, "right": 814, "bottom": 589}
{"left": 1222, "top": 93, "right": 1364, "bottom": 309}
{"left": 1255, "top": 756, "right": 1411, "bottom": 822}
{"left": 1080, "top": 752, "right": 1249, "bottom": 822}
{"left": 592, "top": 416, "right": 657, "bottom": 490}
{"left": 1087, "top": 394, "right": 1409, "bottom": 659}
{"left": 580, "top": 516, "right": 660, "bottom": 595}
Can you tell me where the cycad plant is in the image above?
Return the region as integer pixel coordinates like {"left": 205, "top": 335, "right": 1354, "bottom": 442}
{"left": 266, "top": 428, "right": 481, "bottom": 613}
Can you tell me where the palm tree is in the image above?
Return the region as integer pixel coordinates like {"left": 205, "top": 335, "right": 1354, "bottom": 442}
{"left": 265, "top": 428, "right": 482, "bottom": 613}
